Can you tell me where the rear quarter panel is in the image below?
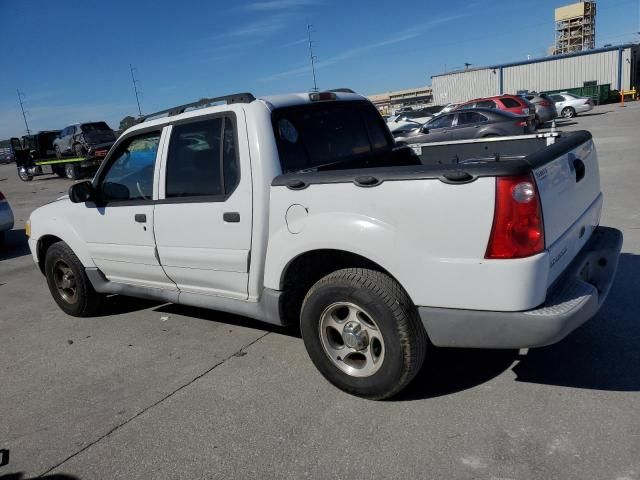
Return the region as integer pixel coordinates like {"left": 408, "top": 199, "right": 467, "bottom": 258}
{"left": 264, "top": 177, "right": 550, "bottom": 311}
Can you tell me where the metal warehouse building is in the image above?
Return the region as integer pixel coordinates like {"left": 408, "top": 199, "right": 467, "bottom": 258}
{"left": 432, "top": 43, "right": 639, "bottom": 104}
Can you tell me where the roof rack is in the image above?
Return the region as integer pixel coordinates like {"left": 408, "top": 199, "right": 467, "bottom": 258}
{"left": 134, "top": 92, "right": 256, "bottom": 124}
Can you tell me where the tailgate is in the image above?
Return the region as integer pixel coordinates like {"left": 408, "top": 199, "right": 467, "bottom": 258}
{"left": 532, "top": 134, "right": 601, "bottom": 284}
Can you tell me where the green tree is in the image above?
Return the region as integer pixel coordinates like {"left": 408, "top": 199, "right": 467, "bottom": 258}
{"left": 119, "top": 115, "right": 136, "bottom": 131}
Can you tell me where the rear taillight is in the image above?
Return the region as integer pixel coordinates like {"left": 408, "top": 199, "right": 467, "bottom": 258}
{"left": 539, "top": 100, "right": 552, "bottom": 107}
{"left": 485, "top": 174, "right": 545, "bottom": 259}
{"left": 515, "top": 120, "right": 528, "bottom": 127}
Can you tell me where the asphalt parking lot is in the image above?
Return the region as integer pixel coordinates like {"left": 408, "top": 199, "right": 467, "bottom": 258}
{"left": 1, "top": 102, "right": 639, "bottom": 480}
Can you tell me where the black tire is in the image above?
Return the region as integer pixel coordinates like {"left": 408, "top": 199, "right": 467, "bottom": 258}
{"left": 55, "top": 145, "right": 62, "bottom": 160}
{"left": 300, "top": 268, "right": 427, "bottom": 400}
{"left": 44, "top": 241, "right": 104, "bottom": 316}
{"left": 53, "top": 165, "right": 66, "bottom": 178}
{"left": 17, "top": 167, "right": 33, "bottom": 182}
{"left": 74, "top": 143, "right": 86, "bottom": 158}
{"left": 561, "top": 107, "right": 576, "bottom": 118}
{"left": 65, "top": 163, "right": 79, "bottom": 180}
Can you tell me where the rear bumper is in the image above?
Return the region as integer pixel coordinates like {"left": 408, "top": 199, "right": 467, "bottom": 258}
{"left": 0, "top": 202, "right": 14, "bottom": 231}
{"left": 535, "top": 106, "right": 557, "bottom": 123}
{"left": 86, "top": 142, "right": 114, "bottom": 156}
{"left": 418, "top": 226, "right": 623, "bottom": 349}
{"left": 576, "top": 103, "right": 594, "bottom": 114}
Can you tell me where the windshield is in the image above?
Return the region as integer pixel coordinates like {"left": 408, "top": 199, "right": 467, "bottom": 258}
{"left": 81, "top": 122, "right": 112, "bottom": 133}
{"left": 272, "top": 100, "right": 392, "bottom": 173}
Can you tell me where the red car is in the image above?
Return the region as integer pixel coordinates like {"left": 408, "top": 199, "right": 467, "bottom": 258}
{"left": 456, "top": 95, "right": 535, "bottom": 124}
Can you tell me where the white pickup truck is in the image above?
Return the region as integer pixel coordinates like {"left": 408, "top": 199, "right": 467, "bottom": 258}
{"left": 26, "top": 90, "right": 622, "bottom": 399}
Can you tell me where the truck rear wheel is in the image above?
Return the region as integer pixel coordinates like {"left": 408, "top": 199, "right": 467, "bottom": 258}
{"left": 65, "top": 163, "right": 79, "bottom": 180}
{"left": 53, "top": 165, "right": 66, "bottom": 178}
{"left": 44, "top": 242, "right": 104, "bottom": 317}
{"left": 300, "top": 268, "right": 427, "bottom": 400}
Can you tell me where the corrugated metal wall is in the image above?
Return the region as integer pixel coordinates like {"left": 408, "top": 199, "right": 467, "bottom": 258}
{"left": 432, "top": 46, "right": 635, "bottom": 103}
{"left": 432, "top": 68, "right": 500, "bottom": 104}
{"left": 502, "top": 49, "right": 630, "bottom": 92}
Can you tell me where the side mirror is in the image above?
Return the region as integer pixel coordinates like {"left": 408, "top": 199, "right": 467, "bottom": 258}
{"left": 421, "top": 127, "right": 430, "bottom": 134}
{"left": 69, "top": 181, "right": 94, "bottom": 203}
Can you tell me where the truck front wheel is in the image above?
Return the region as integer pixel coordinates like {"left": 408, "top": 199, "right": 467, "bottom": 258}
{"left": 44, "top": 242, "right": 104, "bottom": 317}
{"left": 300, "top": 268, "right": 427, "bottom": 400}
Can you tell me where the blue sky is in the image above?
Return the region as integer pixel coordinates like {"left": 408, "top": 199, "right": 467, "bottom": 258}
{"left": 0, "top": 0, "right": 638, "bottom": 138}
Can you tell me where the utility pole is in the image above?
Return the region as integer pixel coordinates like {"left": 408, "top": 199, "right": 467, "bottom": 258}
{"left": 16, "top": 89, "right": 31, "bottom": 135}
{"left": 307, "top": 23, "right": 319, "bottom": 92}
{"left": 129, "top": 64, "right": 143, "bottom": 117}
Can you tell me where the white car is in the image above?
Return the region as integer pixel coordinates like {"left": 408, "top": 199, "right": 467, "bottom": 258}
{"left": 0, "top": 191, "right": 15, "bottom": 248}
{"left": 26, "top": 89, "right": 622, "bottom": 399}
{"left": 549, "top": 93, "right": 594, "bottom": 118}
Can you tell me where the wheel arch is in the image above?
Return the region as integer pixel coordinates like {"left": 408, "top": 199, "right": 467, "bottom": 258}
{"left": 277, "top": 248, "right": 411, "bottom": 325}
{"left": 33, "top": 225, "right": 96, "bottom": 274}
{"left": 36, "top": 234, "right": 63, "bottom": 274}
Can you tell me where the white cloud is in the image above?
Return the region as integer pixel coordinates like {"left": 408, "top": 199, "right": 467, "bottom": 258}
{"left": 260, "top": 14, "right": 466, "bottom": 82}
{"left": 243, "top": 0, "right": 321, "bottom": 11}
{"left": 214, "top": 13, "right": 292, "bottom": 40}
{"left": 281, "top": 37, "right": 308, "bottom": 48}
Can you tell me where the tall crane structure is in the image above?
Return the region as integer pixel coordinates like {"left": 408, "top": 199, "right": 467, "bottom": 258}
{"left": 554, "top": 1, "right": 596, "bottom": 55}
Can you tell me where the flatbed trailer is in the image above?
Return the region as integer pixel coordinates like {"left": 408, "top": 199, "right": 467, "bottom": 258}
{"left": 10, "top": 136, "right": 107, "bottom": 181}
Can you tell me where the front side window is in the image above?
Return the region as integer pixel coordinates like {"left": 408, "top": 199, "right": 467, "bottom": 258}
{"left": 165, "top": 116, "right": 239, "bottom": 198}
{"left": 427, "top": 114, "right": 454, "bottom": 129}
{"left": 100, "top": 132, "right": 160, "bottom": 202}
{"left": 456, "top": 111, "right": 487, "bottom": 125}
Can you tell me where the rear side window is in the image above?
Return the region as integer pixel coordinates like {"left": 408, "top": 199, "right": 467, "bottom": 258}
{"left": 272, "top": 101, "right": 391, "bottom": 173}
{"left": 500, "top": 98, "right": 521, "bottom": 108}
{"left": 165, "top": 116, "right": 239, "bottom": 199}
{"left": 550, "top": 95, "right": 565, "bottom": 102}
{"left": 456, "top": 111, "right": 487, "bottom": 125}
{"left": 475, "top": 100, "right": 496, "bottom": 108}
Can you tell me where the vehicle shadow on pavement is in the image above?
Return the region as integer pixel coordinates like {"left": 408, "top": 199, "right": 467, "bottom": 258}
{"left": 0, "top": 229, "right": 30, "bottom": 261}
{"left": 396, "top": 347, "right": 519, "bottom": 401}
{"left": 398, "top": 253, "right": 640, "bottom": 400}
{"left": 99, "top": 295, "right": 165, "bottom": 317}
{"left": 0, "top": 474, "right": 79, "bottom": 480}
{"left": 154, "top": 303, "right": 301, "bottom": 338}
{"left": 513, "top": 252, "right": 640, "bottom": 391}
{"left": 550, "top": 120, "right": 578, "bottom": 128}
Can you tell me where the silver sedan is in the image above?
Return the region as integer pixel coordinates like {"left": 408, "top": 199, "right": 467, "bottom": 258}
{"left": 549, "top": 93, "right": 594, "bottom": 118}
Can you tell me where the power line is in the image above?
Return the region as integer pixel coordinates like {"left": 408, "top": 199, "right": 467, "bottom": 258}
{"left": 16, "top": 89, "right": 30, "bottom": 136}
{"left": 307, "top": 23, "right": 319, "bottom": 92}
{"left": 130, "top": 64, "right": 143, "bottom": 117}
